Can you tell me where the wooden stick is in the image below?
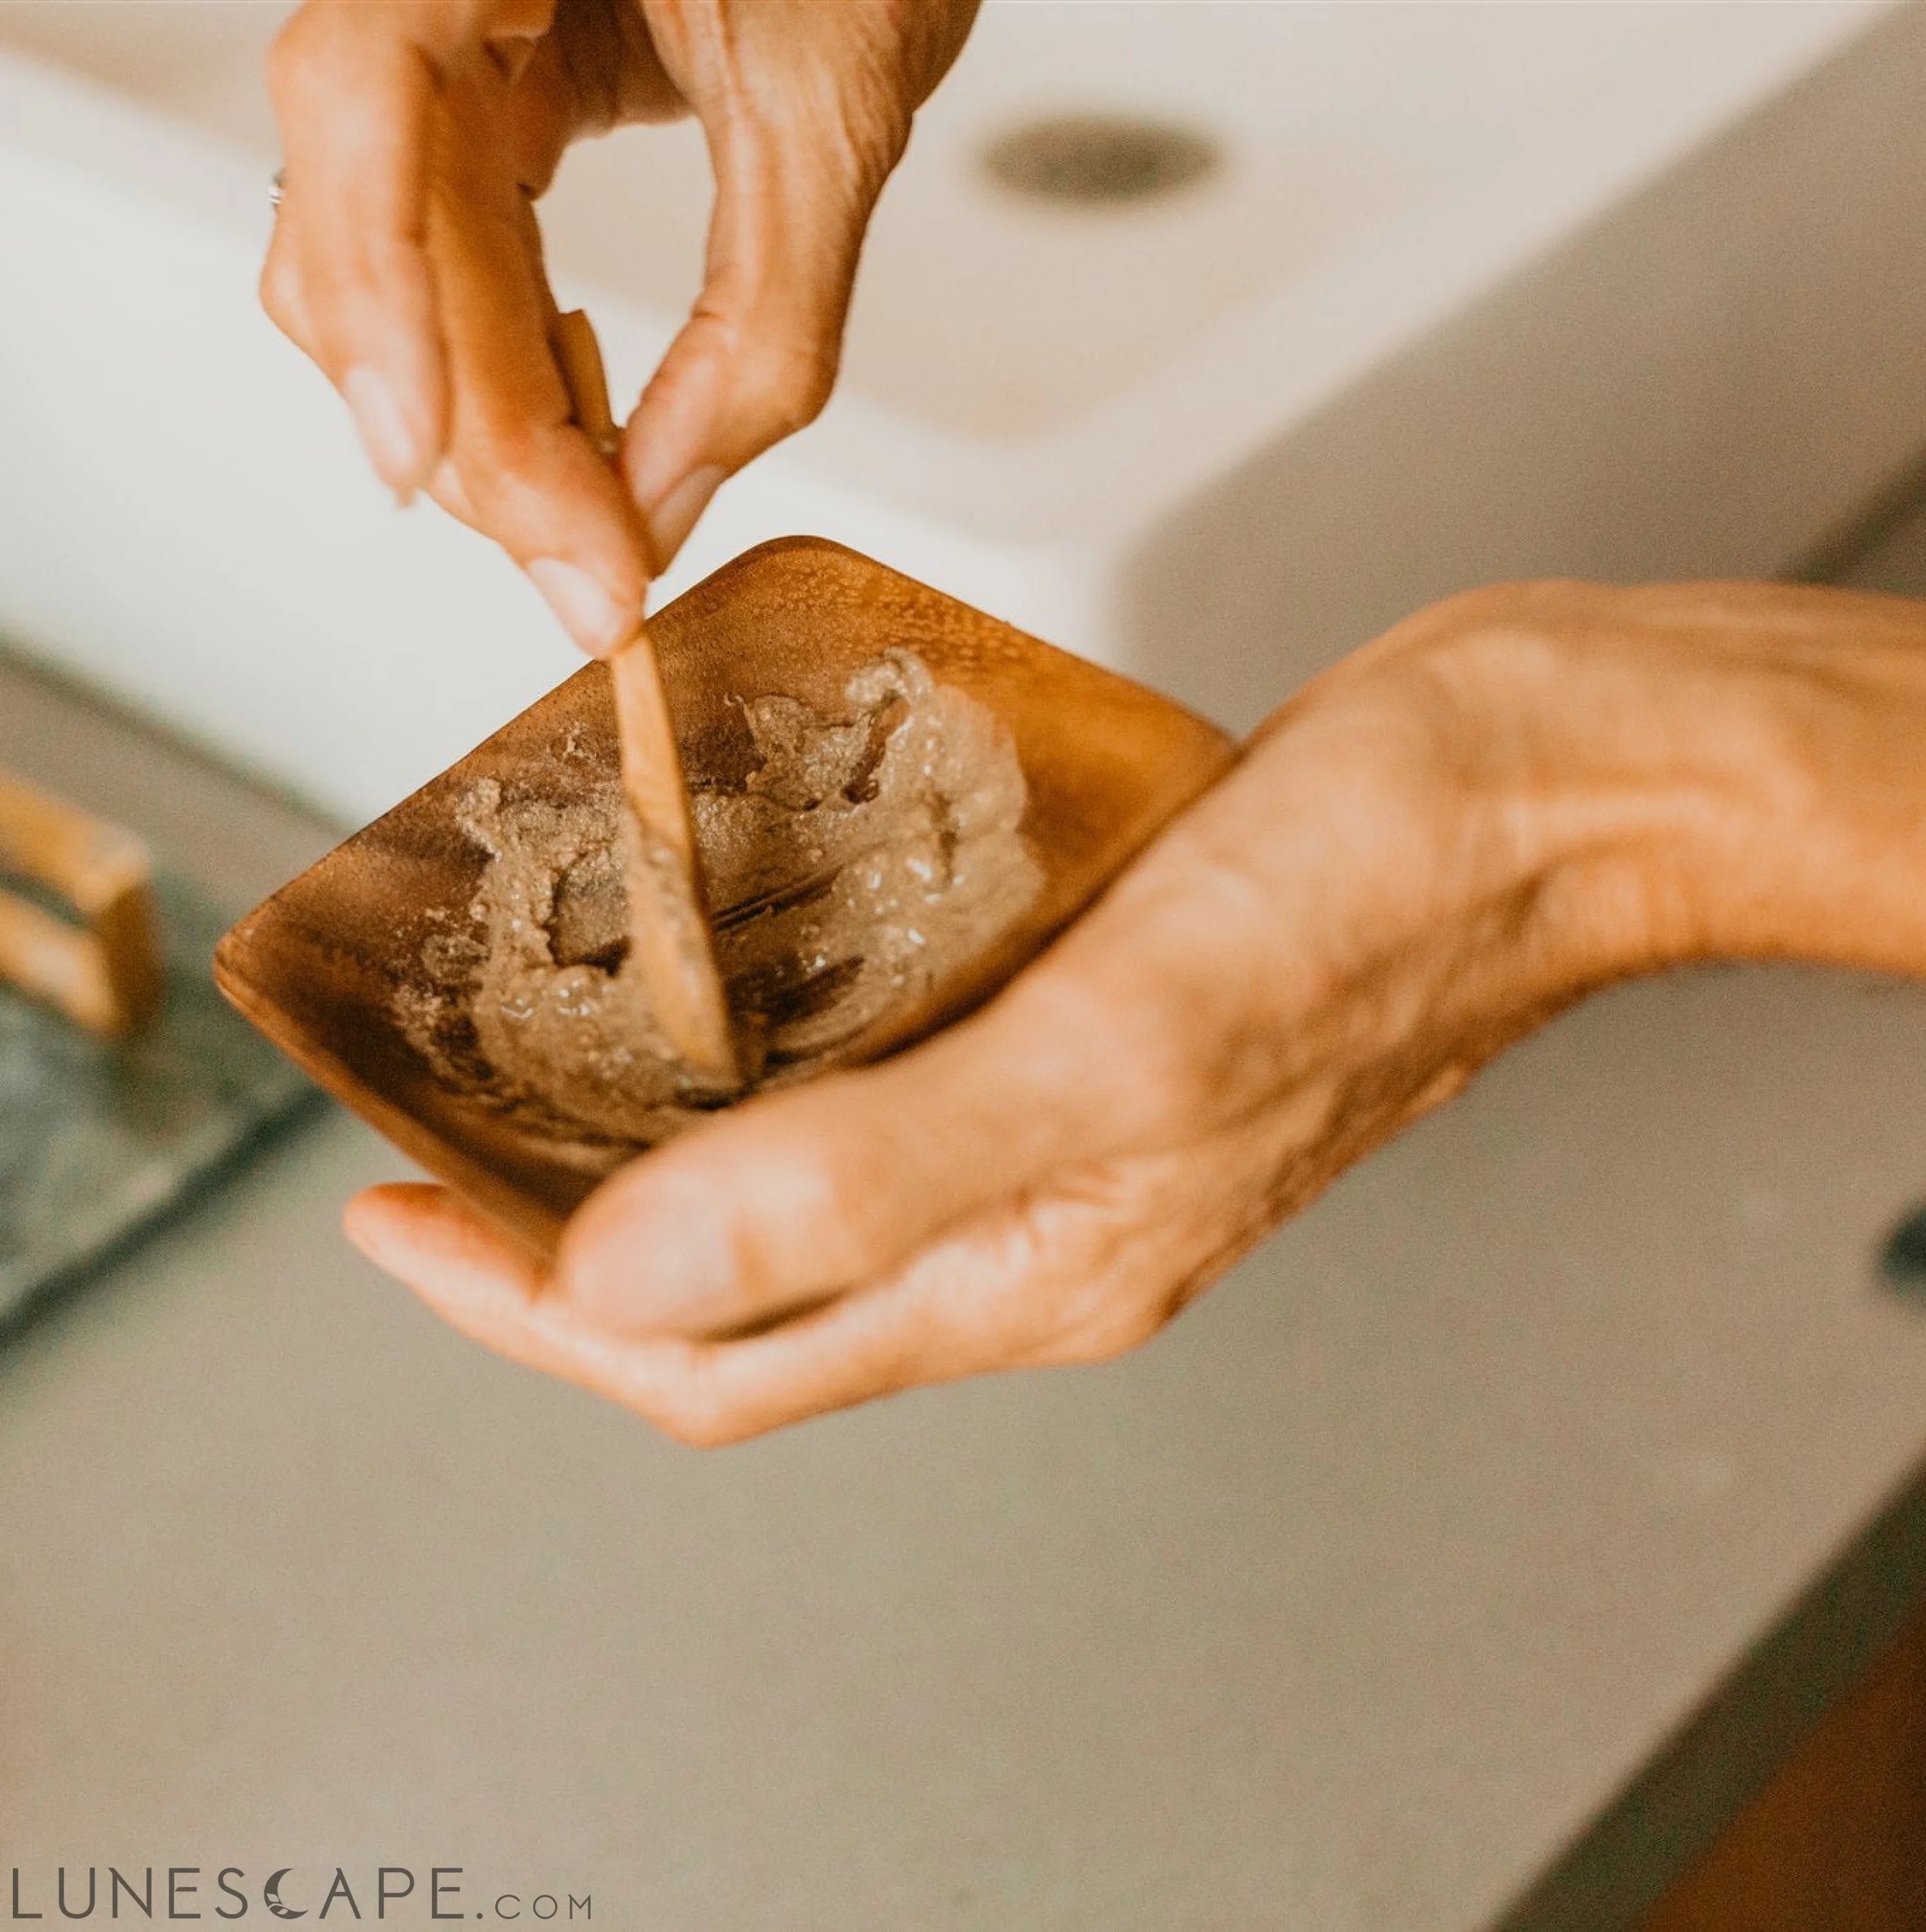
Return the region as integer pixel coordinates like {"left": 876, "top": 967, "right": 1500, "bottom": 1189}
{"left": 551, "top": 310, "right": 741, "bottom": 1092}
{"left": 0, "top": 767, "right": 163, "bottom": 1037}
{"left": 607, "top": 641, "right": 741, "bottom": 1092}
{"left": 552, "top": 308, "right": 622, "bottom": 462}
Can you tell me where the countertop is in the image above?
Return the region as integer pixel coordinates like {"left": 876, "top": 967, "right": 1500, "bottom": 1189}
{"left": 8, "top": 531, "right": 1926, "bottom": 1926}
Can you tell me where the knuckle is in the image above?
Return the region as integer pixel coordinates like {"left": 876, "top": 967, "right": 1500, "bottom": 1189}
{"left": 1083, "top": 981, "right": 1221, "bottom": 1137}
{"left": 1026, "top": 1164, "right": 1231, "bottom": 1367}
{"left": 443, "top": 461, "right": 516, "bottom": 541}
{"left": 737, "top": 1139, "right": 869, "bottom": 1289}
{"left": 258, "top": 256, "right": 301, "bottom": 339}
{"left": 462, "top": 406, "right": 547, "bottom": 480}
{"left": 631, "top": 1347, "right": 743, "bottom": 1448}
{"left": 1010, "top": 1213, "right": 1165, "bottom": 1368}
{"left": 1000, "top": 940, "right": 1231, "bottom": 1146}
{"left": 426, "top": 458, "right": 478, "bottom": 529}
{"left": 265, "top": 8, "right": 330, "bottom": 105}
{"left": 1052, "top": 1295, "right": 1164, "bottom": 1367}
{"left": 622, "top": 1138, "right": 855, "bottom": 1330}
{"left": 1402, "top": 580, "right": 1599, "bottom": 690}
{"left": 650, "top": 1392, "right": 741, "bottom": 1450}
{"left": 735, "top": 340, "right": 838, "bottom": 445}
{"left": 1419, "top": 578, "right": 1578, "bottom": 632}
{"left": 444, "top": 428, "right": 560, "bottom": 539}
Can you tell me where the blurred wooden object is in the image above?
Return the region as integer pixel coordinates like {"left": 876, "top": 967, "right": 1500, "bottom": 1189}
{"left": 551, "top": 307, "right": 741, "bottom": 1092}
{"left": 0, "top": 767, "right": 162, "bottom": 1037}
{"left": 1640, "top": 1595, "right": 1926, "bottom": 1931}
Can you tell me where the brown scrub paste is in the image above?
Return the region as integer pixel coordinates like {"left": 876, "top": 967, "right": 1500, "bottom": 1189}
{"left": 397, "top": 650, "right": 1040, "bottom": 1168}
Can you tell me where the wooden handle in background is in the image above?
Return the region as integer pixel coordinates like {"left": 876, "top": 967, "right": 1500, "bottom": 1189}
{"left": 0, "top": 768, "right": 163, "bottom": 1037}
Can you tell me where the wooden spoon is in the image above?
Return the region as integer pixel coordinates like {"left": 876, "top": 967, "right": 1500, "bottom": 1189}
{"left": 549, "top": 310, "right": 741, "bottom": 1095}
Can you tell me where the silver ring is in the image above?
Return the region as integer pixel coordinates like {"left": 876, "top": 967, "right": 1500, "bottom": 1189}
{"left": 269, "top": 167, "right": 287, "bottom": 210}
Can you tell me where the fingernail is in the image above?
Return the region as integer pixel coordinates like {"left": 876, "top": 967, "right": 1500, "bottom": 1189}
{"left": 341, "top": 1194, "right": 399, "bottom": 1271}
{"left": 343, "top": 363, "right": 427, "bottom": 502}
{"left": 645, "top": 465, "right": 726, "bottom": 574}
{"left": 527, "top": 558, "right": 639, "bottom": 658}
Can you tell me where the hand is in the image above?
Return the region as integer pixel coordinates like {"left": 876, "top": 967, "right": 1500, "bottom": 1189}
{"left": 262, "top": 0, "right": 979, "bottom": 653}
{"left": 345, "top": 580, "right": 1926, "bottom": 1441}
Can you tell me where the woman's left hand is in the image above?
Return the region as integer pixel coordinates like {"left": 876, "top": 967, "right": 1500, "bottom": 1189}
{"left": 345, "top": 579, "right": 1926, "bottom": 1442}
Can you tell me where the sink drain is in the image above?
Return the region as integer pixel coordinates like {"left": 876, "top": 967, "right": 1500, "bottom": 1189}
{"left": 982, "top": 114, "right": 1219, "bottom": 207}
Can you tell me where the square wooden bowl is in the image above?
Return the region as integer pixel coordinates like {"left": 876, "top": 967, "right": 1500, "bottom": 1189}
{"left": 214, "top": 539, "right": 1236, "bottom": 1254}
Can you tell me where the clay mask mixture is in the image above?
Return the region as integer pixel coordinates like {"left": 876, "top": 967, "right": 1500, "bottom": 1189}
{"left": 397, "top": 651, "right": 1041, "bottom": 1163}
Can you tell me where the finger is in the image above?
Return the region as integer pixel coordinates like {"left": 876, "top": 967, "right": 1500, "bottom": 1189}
{"left": 652, "top": 1144, "right": 1220, "bottom": 1441}
{"left": 390, "top": 1126, "right": 1269, "bottom": 1446}
{"left": 346, "top": 1182, "right": 545, "bottom": 1305}
{"left": 265, "top": 1, "right": 451, "bottom": 497}
{"left": 260, "top": 202, "right": 319, "bottom": 361}
{"left": 347, "top": 1176, "right": 900, "bottom": 1443}
{"left": 424, "top": 82, "right": 652, "bottom": 654}
{"left": 346, "top": 1182, "right": 720, "bottom": 1414}
{"left": 618, "top": 109, "right": 897, "bottom": 571}
{"left": 265, "top": 189, "right": 455, "bottom": 531}
{"left": 554, "top": 964, "right": 1189, "bottom": 1341}
{"left": 267, "top": 200, "right": 454, "bottom": 525}
{"left": 259, "top": 182, "right": 622, "bottom": 618}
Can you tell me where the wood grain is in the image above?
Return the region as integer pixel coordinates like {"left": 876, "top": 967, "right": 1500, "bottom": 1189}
{"left": 0, "top": 766, "right": 162, "bottom": 1037}
{"left": 607, "top": 634, "right": 741, "bottom": 1092}
{"left": 1640, "top": 1595, "right": 1926, "bottom": 1931}
{"left": 552, "top": 307, "right": 741, "bottom": 1088}
{"left": 215, "top": 538, "right": 1239, "bottom": 1256}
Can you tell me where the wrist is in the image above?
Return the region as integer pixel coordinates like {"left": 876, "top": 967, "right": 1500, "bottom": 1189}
{"left": 1417, "top": 580, "right": 1926, "bottom": 987}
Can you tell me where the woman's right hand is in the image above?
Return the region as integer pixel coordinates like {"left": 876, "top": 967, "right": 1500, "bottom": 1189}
{"left": 262, "top": 0, "right": 979, "bottom": 654}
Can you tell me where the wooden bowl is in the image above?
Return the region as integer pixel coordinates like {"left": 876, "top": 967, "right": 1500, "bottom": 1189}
{"left": 214, "top": 538, "right": 1236, "bottom": 1254}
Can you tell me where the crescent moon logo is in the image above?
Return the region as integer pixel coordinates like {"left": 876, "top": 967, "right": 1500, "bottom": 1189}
{"left": 263, "top": 1871, "right": 307, "bottom": 1920}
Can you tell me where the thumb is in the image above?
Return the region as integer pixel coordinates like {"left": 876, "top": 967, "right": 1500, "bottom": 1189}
{"left": 618, "top": 109, "right": 894, "bottom": 571}
{"left": 554, "top": 972, "right": 1169, "bottom": 1341}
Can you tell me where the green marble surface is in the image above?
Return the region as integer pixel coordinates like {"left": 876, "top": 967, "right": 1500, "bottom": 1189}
{"left": 0, "top": 873, "right": 317, "bottom": 1331}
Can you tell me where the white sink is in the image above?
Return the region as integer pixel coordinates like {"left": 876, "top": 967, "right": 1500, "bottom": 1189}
{"left": 3, "top": 1, "right": 1923, "bottom": 820}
